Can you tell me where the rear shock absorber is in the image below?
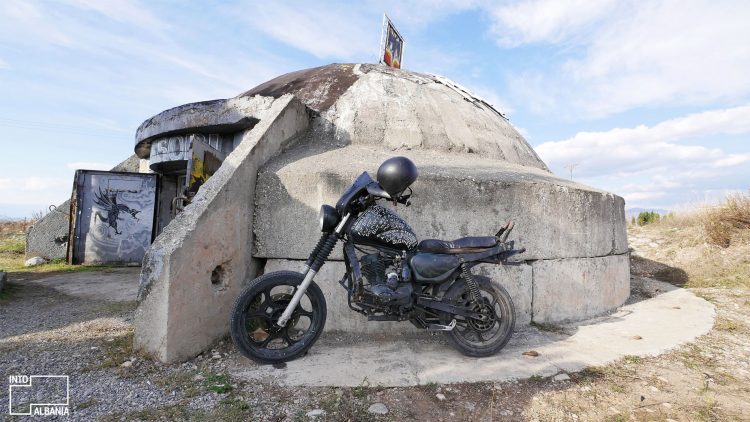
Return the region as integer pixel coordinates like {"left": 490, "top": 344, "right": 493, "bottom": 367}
{"left": 460, "top": 261, "right": 481, "bottom": 303}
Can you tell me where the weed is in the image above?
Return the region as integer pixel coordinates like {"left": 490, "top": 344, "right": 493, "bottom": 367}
{"left": 421, "top": 381, "right": 440, "bottom": 391}
{"left": 99, "top": 331, "right": 135, "bottom": 369}
{"left": 623, "top": 355, "right": 642, "bottom": 364}
{"left": 696, "top": 397, "right": 719, "bottom": 421}
{"left": 158, "top": 371, "right": 202, "bottom": 398}
{"left": 206, "top": 373, "right": 233, "bottom": 394}
{"left": 352, "top": 377, "right": 371, "bottom": 399}
{"left": 611, "top": 384, "right": 626, "bottom": 393}
{"left": 318, "top": 391, "right": 340, "bottom": 413}
{"left": 530, "top": 321, "right": 567, "bottom": 334}
{"left": 714, "top": 317, "right": 743, "bottom": 333}
{"left": 217, "top": 397, "right": 251, "bottom": 420}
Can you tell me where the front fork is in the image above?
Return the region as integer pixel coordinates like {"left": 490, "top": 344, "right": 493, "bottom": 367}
{"left": 276, "top": 214, "right": 350, "bottom": 327}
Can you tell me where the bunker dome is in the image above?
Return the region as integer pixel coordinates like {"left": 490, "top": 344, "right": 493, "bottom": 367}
{"left": 133, "top": 63, "right": 629, "bottom": 362}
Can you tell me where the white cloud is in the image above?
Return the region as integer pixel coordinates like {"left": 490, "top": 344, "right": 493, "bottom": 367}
{"left": 536, "top": 105, "right": 750, "bottom": 207}
{"left": 238, "top": 2, "right": 376, "bottom": 60}
{"left": 490, "top": 0, "right": 616, "bottom": 46}
{"left": 493, "top": 0, "right": 750, "bottom": 117}
{"left": 0, "top": 177, "right": 70, "bottom": 206}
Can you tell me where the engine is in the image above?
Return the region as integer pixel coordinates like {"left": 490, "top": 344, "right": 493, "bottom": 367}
{"left": 357, "top": 248, "right": 412, "bottom": 305}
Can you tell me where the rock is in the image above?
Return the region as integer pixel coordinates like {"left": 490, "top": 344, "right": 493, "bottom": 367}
{"left": 436, "top": 393, "right": 446, "bottom": 401}
{"left": 630, "top": 335, "right": 643, "bottom": 340}
{"left": 120, "top": 361, "right": 132, "bottom": 368}
{"left": 464, "top": 402, "right": 476, "bottom": 411}
{"left": 553, "top": 373, "right": 571, "bottom": 381}
{"left": 368, "top": 403, "right": 389, "bottom": 415}
{"left": 193, "top": 374, "right": 205, "bottom": 381}
{"left": 522, "top": 350, "right": 540, "bottom": 357}
{"left": 306, "top": 409, "right": 326, "bottom": 418}
{"left": 24, "top": 257, "right": 47, "bottom": 267}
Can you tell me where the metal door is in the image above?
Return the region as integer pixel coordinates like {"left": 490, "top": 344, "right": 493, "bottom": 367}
{"left": 68, "top": 170, "right": 157, "bottom": 265}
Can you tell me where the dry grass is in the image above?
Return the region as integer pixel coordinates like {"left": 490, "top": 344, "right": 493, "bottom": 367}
{"left": 701, "top": 193, "right": 750, "bottom": 248}
{"left": 630, "top": 193, "right": 750, "bottom": 289}
{"left": 0, "top": 219, "right": 35, "bottom": 236}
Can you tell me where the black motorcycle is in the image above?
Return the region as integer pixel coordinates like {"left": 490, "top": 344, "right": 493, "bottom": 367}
{"left": 230, "top": 157, "right": 525, "bottom": 364}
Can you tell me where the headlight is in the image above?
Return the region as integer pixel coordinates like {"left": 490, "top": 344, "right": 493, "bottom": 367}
{"left": 319, "top": 205, "right": 338, "bottom": 232}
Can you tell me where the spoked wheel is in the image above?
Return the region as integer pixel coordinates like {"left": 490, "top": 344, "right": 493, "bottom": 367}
{"left": 441, "top": 276, "right": 515, "bottom": 357}
{"left": 230, "top": 271, "right": 326, "bottom": 364}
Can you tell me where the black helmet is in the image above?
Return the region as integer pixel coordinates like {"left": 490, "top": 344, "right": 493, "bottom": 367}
{"left": 377, "top": 156, "right": 418, "bottom": 197}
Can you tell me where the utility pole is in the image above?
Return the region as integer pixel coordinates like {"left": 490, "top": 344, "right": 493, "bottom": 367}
{"left": 564, "top": 163, "right": 579, "bottom": 180}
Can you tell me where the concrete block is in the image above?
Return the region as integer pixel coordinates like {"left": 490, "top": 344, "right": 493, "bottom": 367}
{"left": 475, "top": 263, "right": 533, "bottom": 326}
{"left": 25, "top": 200, "right": 70, "bottom": 261}
{"left": 253, "top": 145, "right": 628, "bottom": 262}
{"left": 134, "top": 95, "right": 310, "bottom": 362}
{"left": 532, "top": 254, "right": 631, "bottom": 323}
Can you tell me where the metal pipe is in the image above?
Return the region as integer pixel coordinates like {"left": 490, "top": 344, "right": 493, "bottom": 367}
{"left": 276, "top": 270, "right": 317, "bottom": 327}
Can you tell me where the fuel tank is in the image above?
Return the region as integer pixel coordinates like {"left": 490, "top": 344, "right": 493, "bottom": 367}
{"left": 350, "top": 205, "right": 418, "bottom": 251}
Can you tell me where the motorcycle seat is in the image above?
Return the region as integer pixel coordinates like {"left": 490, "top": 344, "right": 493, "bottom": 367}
{"left": 417, "top": 236, "right": 498, "bottom": 254}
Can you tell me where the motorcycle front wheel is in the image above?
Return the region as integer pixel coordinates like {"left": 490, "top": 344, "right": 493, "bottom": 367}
{"left": 441, "top": 276, "right": 515, "bottom": 357}
{"left": 230, "top": 271, "right": 327, "bottom": 364}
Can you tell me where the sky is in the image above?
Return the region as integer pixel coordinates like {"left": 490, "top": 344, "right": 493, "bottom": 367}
{"left": 1, "top": 0, "right": 749, "bottom": 218}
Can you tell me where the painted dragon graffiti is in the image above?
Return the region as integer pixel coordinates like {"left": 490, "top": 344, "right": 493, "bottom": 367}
{"left": 93, "top": 187, "right": 141, "bottom": 237}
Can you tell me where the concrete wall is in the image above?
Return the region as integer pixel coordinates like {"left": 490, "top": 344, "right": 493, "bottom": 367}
{"left": 134, "top": 95, "right": 310, "bottom": 362}
{"left": 25, "top": 155, "right": 143, "bottom": 261}
{"left": 253, "top": 144, "right": 630, "bottom": 327}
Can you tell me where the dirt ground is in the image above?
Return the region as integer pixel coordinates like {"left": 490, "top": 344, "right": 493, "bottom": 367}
{"left": 1, "top": 221, "right": 749, "bottom": 421}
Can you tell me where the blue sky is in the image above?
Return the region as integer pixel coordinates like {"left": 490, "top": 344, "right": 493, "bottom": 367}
{"left": 1, "top": 0, "right": 749, "bottom": 218}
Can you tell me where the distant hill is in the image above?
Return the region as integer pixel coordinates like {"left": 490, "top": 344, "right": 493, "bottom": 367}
{"left": 625, "top": 207, "right": 670, "bottom": 219}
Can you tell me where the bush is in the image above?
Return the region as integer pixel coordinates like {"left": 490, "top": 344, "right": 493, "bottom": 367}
{"left": 702, "top": 193, "right": 750, "bottom": 247}
{"left": 637, "top": 211, "right": 661, "bottom": 226}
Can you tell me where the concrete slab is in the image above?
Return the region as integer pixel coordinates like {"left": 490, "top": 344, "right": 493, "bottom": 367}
{"left": 230, "top": 278, "right": 714, "bottom": 387}
{"left": 253, "top": 144, "right": 628, "bottom": 262}
{"left": 531, "top": 254, "right": 631, "bottom": 323}
{"left": 17, "top": 268, "right": 140, "bottom": 302}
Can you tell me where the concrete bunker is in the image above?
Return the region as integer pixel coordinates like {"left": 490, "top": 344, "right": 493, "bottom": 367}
{"left": 133, "top": 63, "right": 630, "bottom": 362}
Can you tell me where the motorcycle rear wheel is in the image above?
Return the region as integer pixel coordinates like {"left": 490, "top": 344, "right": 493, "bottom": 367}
{"left": 441, "top": 276, "right": 515, "bottom": 357}
{"left": 230, "top": 271, "right": 327, "bottom": 364}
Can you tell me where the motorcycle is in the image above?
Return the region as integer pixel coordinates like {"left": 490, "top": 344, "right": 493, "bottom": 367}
{"left": 230, "top": 157, "right": 525, "bottom": 364}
